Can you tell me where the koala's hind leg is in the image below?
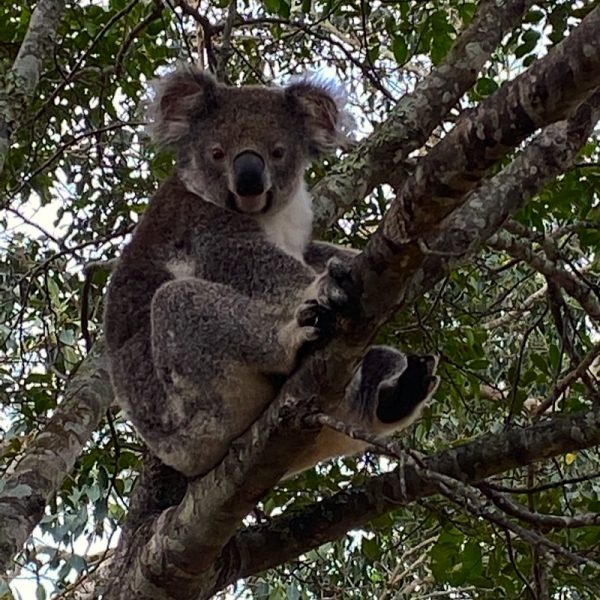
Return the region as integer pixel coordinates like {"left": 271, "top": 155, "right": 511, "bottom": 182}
{"left": 285, "top": 346, "right": 438, "bottom": 476}
{"left": 345, "top": 346, "right": 439, "bottom": 433}
{"left": 151, "top": 278, "right": 316, "bottom": 377}
{"left": 149, "top": 277, "right": 323, "bottom": 476}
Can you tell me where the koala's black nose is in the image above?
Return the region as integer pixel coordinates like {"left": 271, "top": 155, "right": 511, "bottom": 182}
{"left": 233, "top": 151, "right": 265, "bottom": 196}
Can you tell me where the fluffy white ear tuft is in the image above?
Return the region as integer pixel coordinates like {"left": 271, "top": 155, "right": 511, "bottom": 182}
{"left": 146, "top": 65, "right": 217, "bottom": 148}
{"left": 285, "top": 71, "right": 352, "bottom": 156}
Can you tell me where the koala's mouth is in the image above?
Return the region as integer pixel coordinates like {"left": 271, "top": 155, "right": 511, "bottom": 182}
{"left": 228, "top": 190, "right": 273, "bottom": 214}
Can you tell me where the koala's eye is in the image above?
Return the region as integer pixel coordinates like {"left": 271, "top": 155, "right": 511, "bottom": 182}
{"left": 211, "top": 147, "right": 225, "bottom": 161}
{"left": 272, "top": 146, "right": 286, "bottom": 160}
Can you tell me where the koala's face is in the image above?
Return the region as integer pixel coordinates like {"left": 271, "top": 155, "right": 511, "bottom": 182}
{"left": 148, "top": 69, "right": 344, "bottom": 216}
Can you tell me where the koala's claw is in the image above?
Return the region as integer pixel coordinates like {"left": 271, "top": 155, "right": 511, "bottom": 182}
{"left": 317, "top": 257, "right": 361, "bottom": 318}
{"left": 295, "top": 299, "right": 337, "bottom": 341}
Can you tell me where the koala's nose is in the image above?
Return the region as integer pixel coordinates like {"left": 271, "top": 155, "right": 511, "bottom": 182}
{"left": 233, "top": 151, "right": 265, "bottom": 196}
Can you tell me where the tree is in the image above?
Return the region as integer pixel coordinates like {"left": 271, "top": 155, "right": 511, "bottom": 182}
{"left": 0, "top": 0, "right": 599, "bottom": 598}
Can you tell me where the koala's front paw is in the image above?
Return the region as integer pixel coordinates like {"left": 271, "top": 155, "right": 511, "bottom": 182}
{"left": 316, "top": 257, "right": 361, "bottom": 319}
{"left": 376, "top": 355, "right": 439, "bottom": 424}
{"left": 293, "top": 258, "right": 361, "bottom": 350}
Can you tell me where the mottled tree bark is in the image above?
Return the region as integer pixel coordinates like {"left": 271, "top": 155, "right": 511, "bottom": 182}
{"left": 0, "top": 0, "right": 66, "bottom": 175}
{"left": 312, "top": 0, "right": 537, "bottom": 233}
{"left": 356, "top": 5, "right": 600, "bottom": 302}
{"left": 0, "top": 345, "right": 113, "bottom": 571}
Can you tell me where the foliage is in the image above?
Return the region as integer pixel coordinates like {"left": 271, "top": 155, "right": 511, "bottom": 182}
{"left": 0, "top": 0, "right": 599, "bottom": 598}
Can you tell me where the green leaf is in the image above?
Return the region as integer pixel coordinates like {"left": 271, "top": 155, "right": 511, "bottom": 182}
{"left": 392, "top": 36, "right": 408, "bottom": 64}
{"left": 475, "top": 77, "right": 499, "bottom": 97}
{"left": 263, "top": 0, "right": 281, "bottom": 14}
{"left": 361, "top": 536, "right": 381, "bottom": 561}
{"left": 524, "top": 9, "right": 545, "bottom": 23}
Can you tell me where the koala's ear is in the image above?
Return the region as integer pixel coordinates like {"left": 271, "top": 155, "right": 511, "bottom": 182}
{"left": 147, "top": 66, "right": 217, "bottom": 147}
{"left": 286, "top": 74, "right": 347, "bottom": 156}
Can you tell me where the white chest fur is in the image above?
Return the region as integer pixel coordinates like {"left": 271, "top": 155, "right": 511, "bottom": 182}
{"left": 258, "top": 183, "right": 313, "bottom": 262}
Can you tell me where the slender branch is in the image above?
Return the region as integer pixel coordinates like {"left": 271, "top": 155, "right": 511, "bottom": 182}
{"left": 549, "top": 220, "right": 600, "bottom": 240}
{"left": 487, "top": 232, "right": 600, "bottom": 321}
{"left": 7, "top": 121, "right": 141, "bottom": 200}
{"left": 486, "top": 470, "right": 600, "bottom": 495}
{"left": 429, "top": 468, "right": 598, "bottom": 570}
{"left": 534, "top": 342, "right": 600, "bottom": 415}
{"left": 173, "top": 0, "right": 214, "bottom": 35}
{"left": 173, "top": 0, "right": 218, "bottom": 70}
{"left": 481, "top": 485, "right": 600, "bottom": 529}
{"left": 545, "top": 277, "right": 599, "bottom": 398}
{"left": 29, "top": 0, "right": 140, "bottom": 125}
{"left": 482, "top": 284, "right": 548, "bottom": 330}
{"left": 215, "top": 0, "right": 237, "bottom": 82}
{"left": 115, "top": 0, "right": 166, "bottom": 77}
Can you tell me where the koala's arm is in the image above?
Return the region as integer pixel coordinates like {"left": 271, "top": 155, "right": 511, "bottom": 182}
{"left": 304, "top": 240, "right": 359, "bottom": 273}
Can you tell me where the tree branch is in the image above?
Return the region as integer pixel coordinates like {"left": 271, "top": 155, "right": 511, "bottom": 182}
{"left": 534, "top": 342, "right": 600, "bottom": 415}
{"left": 0, "top": 344, "right": 113, "bottom": 572}
{"left": 312, "top": 0, "right": 537, "bottom": 233}
{"left": 215, "top": 0, "right": 237, "bottom": 82}
{"left": 480, "top": 485, "right": 600, "bottom": 529}
{"left": 355, "top": 5, "right": 600, "bottom": 291}
{"left": 220, "top": 409, "right": 600, "bottom": 588}
{"left": 0, "top": 0, "right": 66, "bottom": 175}
{"left": 487, "top": 231, "right": 600, "bottom": 321}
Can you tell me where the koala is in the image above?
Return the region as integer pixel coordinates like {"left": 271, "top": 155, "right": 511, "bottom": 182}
{"left": 104, "top": 66, "right": 438, "bottom": 478}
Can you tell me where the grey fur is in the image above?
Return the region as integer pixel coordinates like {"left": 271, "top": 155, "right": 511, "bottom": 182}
{"left": 105, "top": 66, "right": 438, "bottom": 478}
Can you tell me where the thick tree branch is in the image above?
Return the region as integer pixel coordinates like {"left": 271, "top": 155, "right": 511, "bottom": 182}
{"left": 219, "top": 409, "right": 600, "bottom": 588}
{"left": 356, "top": 88, "right": 600, "bottom": 322}
{"left": 0, "top": 0, "right": 66, "bottom": 175}
{"left": 0, "top": 344, "right": 113, "bottom": 572}
{"left": 356, "top": 5, "right": 600, "bottom": 293}
{"left": 312, "top": 0, "right": 537, "bottom": 232}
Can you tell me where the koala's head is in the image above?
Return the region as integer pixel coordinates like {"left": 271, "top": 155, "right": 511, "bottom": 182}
{"left": 147, "top": 66, "right": 346, "bottom": 215}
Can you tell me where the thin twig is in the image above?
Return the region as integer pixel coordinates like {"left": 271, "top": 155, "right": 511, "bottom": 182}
{"left": 216, "top": 0, "right": 237, "bottom": 82}
{"left": 535, "top": 342, "right": 600, "bottom": 415}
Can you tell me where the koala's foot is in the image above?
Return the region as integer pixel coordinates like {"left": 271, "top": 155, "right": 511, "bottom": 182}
{"left": 376, "top": 355, "right": 439, "bottom": 424}
{"left": 277, "top": 301, "right": 332, "bottom": 364}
